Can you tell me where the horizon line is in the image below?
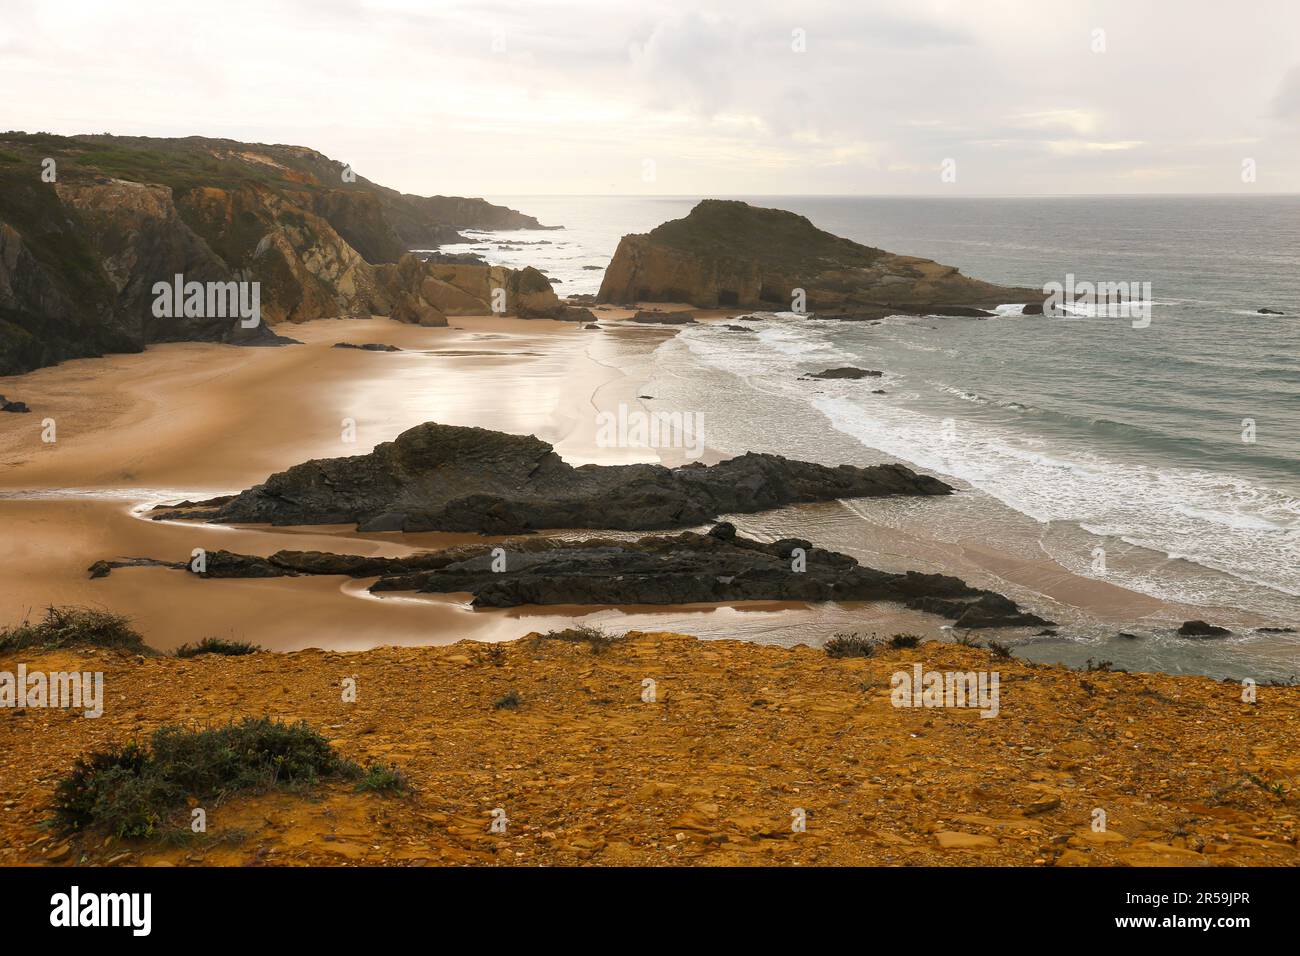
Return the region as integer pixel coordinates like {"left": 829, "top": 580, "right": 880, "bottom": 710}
{"left": 485, "top": 192, "right": 1300, "bottom": 199}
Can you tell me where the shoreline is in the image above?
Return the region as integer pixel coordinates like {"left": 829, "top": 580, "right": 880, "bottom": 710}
{"left": 0, "top": 312, "right": 1289, "bottom": 676}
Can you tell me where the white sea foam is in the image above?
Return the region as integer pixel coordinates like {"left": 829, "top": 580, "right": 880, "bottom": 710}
{"left": 674, "top": 317, "right": 1300, "bottom": 607}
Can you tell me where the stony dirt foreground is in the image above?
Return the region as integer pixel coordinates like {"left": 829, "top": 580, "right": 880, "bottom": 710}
{"left": 2, "top": 632, "right": 1297, "bottom": 867}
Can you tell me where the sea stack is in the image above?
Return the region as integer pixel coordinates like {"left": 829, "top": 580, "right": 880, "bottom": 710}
{"left": 596, "top": 199, "right": 1040, "bottom": 313}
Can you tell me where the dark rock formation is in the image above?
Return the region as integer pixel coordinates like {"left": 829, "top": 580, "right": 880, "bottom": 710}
{"left": 803, "top": 367, "right": 882, "bottom": 380}
{"left": 722, "top": 324, "right": 755, "bottom": 332}
{"left": 87, "top": 557, "right": 184, "bottom": 578}
{"left": 1258, "top": 308, "right": 1285, "bottom": 315}
{"left": 1177, "top": 620, "right": 1232, "bottom": 637}
{"left": 151, "top": 421, "right": 952, "bottom": 533}
{"left": 0, "top": 132, "right": 559, "bottom": 374}
{"left": 0, "top": 394, "right": 30, "bottom": 412}
{"left": 94, "top": 521, "right": 1051, "bottom": 625}
{"left": 333, "top": 342, "right": 402, "bottom": 352}
{"left": 597, "top": 200, "right": 1039, "bottom": 312}
{"left": 630, "top": 311, "right": 696, "bottom": 325}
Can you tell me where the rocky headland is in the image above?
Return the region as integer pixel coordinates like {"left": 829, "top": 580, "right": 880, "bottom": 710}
{"left": 151, "top": 422, "right": 952, "bottom": 533}
{"left": 0, "top": 133, "right": 570, "bottom": 374}
{"left": 596, "top": 199, "right": 1040, "bottom": 314}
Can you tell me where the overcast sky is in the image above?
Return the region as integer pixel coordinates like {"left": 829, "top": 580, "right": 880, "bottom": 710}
{"left": 3, "top": 0, "right": 1297, "bottom": 197}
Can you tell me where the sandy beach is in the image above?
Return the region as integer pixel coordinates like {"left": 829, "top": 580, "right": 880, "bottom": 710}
{"left": 0, "top": 310, "right": 1258, "bottom": 658}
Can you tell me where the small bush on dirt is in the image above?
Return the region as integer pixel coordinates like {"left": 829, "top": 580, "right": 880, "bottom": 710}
{"left": 987, "top": 640, "right": 1015, "bottom": 660}
{"left": 824, "top": 633, "right": 878, "bottom": 658}
{"left": 174, "top": 637, "right": 262, "bottom": 658}
{"left": 0, "top": 606, "right": 148, "bottom": 654}
{"left": 887, "top": 633, "right": 922, "bottom": 650}
{"left": 53, "top": 718, "right": 364, "bottom": 838}
{"left": 532, "top": 625, "right": 623, "bottom": 654}
{"left": 355, "top": 763, "right": 410, "bottom": 795}
{"left": 493, "top": 690, "right": 521, "bottom": 710}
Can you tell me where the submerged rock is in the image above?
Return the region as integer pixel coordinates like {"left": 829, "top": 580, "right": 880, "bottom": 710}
{"left": 802, "top": 366, "right": 883, "bottom": 380}
{"left": 1177, "top": 620, "right": 1232, "bottom": 637}
{"left": 151, "top": 421, "right": 953, "bottom": 533}
{"left": 630, "top": 311, "right": 696, "bottom": 325}
{"left": 333, "top": 342, "right": 402, "bottom": 352}
{"left": 0, "top": 395, "right": 30, "bottom": 413}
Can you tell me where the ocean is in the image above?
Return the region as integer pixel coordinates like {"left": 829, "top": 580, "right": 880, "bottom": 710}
{"left": 441, "top": 195, "right": 1300, "bottom": 679}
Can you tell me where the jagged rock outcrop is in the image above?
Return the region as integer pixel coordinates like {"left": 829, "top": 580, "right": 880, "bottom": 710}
{"left": 0, "top": 132, "right": 560, "bottom": 373}
{"left": 597, "top": 199, "right": 1039, "bottom": 313}
{"left": 89, "top": 522, "right": 1052, "bottom": 626}
{"left": 151, "top": 422, "right": 952, "bottom": 533}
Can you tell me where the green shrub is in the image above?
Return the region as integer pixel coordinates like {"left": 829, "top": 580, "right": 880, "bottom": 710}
{"left": 53, "top": 718, "right": 367, "bottom": 838}
{"left": 824, "top": 633, "right": 878, "bottom": 658}
{"left": 355, "top": 763, "right": 410, "bottom": 795}
{"left": 887, "top": 633, "right": 922, "bottom": 649}
{"left": 987, "top": 640, "right": 1014, "bottom": 660}
{"left": 493, "top": 690, "right": 521, "bottom": 710}
{"left": 532, "top": 625, "right": 623, "bottom": 654}
{"left": 174, "top": 637, "right": 262, "bottom": 658}
{"left": 0, "top": 606, "right": 148, "bottom": 654}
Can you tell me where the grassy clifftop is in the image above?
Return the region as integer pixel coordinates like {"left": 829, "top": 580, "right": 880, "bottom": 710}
{"left": 2, "top": 629, "right": 1296, "bottom": 866}
{"left": 0, "top": 132, "right": 552, "bottom": 374}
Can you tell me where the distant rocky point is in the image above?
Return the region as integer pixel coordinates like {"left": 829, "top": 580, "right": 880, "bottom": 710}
{"left": 152, "top": 421, "right": 952, "bottom": 533}
{"left": 597, "top": 199, "right": 1038, "bottom": 314}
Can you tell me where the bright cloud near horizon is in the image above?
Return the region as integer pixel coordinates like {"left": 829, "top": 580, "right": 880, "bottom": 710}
{"left": 2, "top": 0, "right": 1297, "bottom": 199}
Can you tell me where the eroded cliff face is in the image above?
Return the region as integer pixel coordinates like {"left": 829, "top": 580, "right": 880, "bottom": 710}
{"left": 597, "top": 199, "right": 1039, "bottom": 312}
{"left": 0, "top": 132, "right": 561, "bottom": 375}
